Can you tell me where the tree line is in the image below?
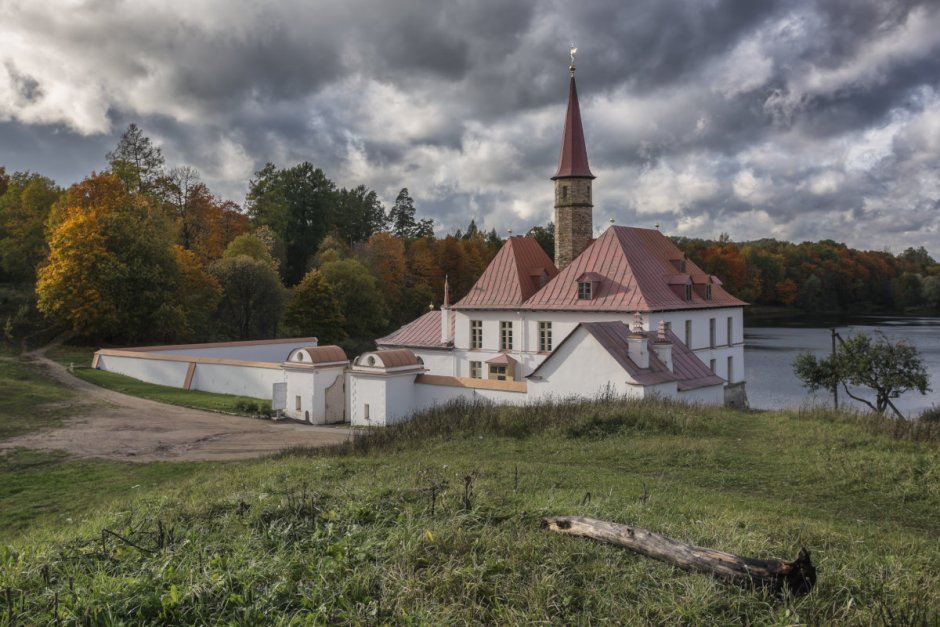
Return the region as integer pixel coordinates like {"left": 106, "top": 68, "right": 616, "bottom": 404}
{"left": 3, "top": 124, "right": 937, "bottom": 353}
{"left": 672, "top": 235, "right": 940, "bottom": 313}
{"left": 0, "top": 124, "right": 505, "bottom": 353}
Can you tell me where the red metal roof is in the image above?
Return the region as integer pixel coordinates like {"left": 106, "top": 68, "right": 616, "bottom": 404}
{"left": 553, "top": 75, "right": 594, "bottom": 180}
{"left": 454, "top": 236, "right": 558, "bottom": 309}
{"left": 376, "top": 309, "right": 455, "bottom": 348}
{"left": 522, "top": 226, "right": 747, "bottom": 312}
{"left": 529, "top": 322, "right": 724, "bottom": 390}
{"left": 375, "top": 348, "right": 422, "bottom": 368}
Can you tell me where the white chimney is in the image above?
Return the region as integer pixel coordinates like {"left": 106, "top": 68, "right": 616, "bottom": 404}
{"left": 652, "top": 320, "right": 673, "bottom": 372}
{"left": 440, "top": 276, "right": 452, "bottom": 344}
{"left": 626, "top": 311, "right": 648, "bottom": 369}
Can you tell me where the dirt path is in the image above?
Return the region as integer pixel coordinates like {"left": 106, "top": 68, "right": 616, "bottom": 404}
{"left": 1, "top": 347, "right": 353, "bottom": 463}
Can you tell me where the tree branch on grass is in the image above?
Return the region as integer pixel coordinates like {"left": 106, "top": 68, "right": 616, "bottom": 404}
{"left": 542, "top": 516, "right": 816, "bottom": 595}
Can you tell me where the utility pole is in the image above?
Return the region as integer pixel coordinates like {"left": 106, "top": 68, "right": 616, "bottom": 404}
{"left": 831, "top": 328, "right": 838, "bottom": 410}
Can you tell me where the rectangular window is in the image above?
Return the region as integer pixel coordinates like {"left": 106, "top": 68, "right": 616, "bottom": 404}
{"left": 727, "top": 356, "right": 734, "bottom": 383}
{"left": 709, "top": 318, "right": 716, "bottom": 348}
{"left": 490, "top": 365, "right": 507, "bottom": 381}
{"left": 578, "top": 281, "right": 592, "bottom": 300}
{"left": 727, "top": 316, "right": 733, "bottom": 345}
{"left": 500, "top": 321, "right": 513, "bottom": 350}
{"left": 470, "top": 320, "right": 482, "bottom": 349}
{"left": 705, "top": 284, "right": 712, "bottom": 300}
{"left": 710, "top": 359, "right": 717, "bottom": 373}
{"left": 295, "top": 395, "right": 301, "bottom": 411}
{"left": 364, "top": 403, "right": 370, "bottom": 420}
{"left": 684, "top": 320, "right": 692, "bottom": 348}
{"left": 538, "top": 321, "right": 552, "bottom": 352}
{"left": 685, "top": 284, "right": 692, "bottom": 301}
{"left": 469, "top": 361, "right": 482, "bottom": 379}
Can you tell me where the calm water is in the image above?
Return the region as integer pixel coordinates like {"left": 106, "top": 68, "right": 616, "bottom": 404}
{"left": 744, "top": 315, "right": 940, "bottom": 417}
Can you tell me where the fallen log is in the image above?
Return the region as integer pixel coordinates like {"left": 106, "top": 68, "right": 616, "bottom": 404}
{"left": 541, "top": 516, "right": 816, "bottom": 595}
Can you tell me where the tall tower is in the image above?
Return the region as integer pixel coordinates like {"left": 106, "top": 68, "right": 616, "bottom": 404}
{"left": 552, "top": 48, "right": 595, "bottom": 268}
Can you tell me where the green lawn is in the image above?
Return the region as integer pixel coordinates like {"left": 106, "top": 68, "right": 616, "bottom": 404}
{"left": 45, "top": 345, "right": 271, "bottom": 416}
{"left": 1, "top": 398, "right": 938, "bottom": 624}
{"left": 0, "top": 353, "right": 74, "bottom": 439}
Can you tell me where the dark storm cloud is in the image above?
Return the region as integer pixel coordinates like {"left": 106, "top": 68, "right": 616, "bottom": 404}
{"left": 1, "top": 0, "right": 939, "bottom": 253}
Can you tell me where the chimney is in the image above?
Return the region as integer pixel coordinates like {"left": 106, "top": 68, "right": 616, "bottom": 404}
{"left": 626, "top": 312, "right": 648, "bottom": 369}
{"left": 652, "top": 320, "right": 673, "bottom": 372}
{"left": 440, "top": 276, "right": 452, "bottom": 344}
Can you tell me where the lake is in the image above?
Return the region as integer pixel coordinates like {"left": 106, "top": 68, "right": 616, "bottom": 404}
{"left": 744, "top": 314, "right": 940, "bottom": 417}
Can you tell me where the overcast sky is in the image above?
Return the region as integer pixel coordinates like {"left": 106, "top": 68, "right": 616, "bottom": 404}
{"left": 2, "top": 0, "right": 939, "bottom": 255}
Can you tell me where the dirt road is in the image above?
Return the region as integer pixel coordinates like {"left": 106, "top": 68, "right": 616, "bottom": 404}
{"left": 1, "top": 349, "right": 353, "bottom": 463}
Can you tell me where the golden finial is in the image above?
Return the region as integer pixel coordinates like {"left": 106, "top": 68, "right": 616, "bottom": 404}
{"left": 569, "top": 46, "right": 577, "bottom": 75}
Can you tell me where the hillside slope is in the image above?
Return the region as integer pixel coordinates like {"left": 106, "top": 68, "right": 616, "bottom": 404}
{"left": 2, "top": 398, "right": 939, "bottom": 624}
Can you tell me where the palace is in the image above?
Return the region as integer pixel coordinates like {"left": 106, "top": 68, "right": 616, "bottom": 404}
{"left": 93, "top": 58, "right": 748, "bottom": 426}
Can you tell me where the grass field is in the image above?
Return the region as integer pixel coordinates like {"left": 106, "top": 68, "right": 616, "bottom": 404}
{"left": 45, "top": 345, "right": 271, "bottom": 416}
{"left": 0, "top": 353, "right": 74, "bottom": 439}
{"left": 1, "top": 393, "right": 938, "bottom": 624}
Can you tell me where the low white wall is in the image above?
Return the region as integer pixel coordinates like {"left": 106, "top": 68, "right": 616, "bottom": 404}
{"left": 96, "top": 354, "right": 190, "bottom": 388}
{"left": 189, "top": 362, "right": 283, "bottom": 399}
{"left": 678, "top": 384, "right": 725, "bottom": 405}
{"left": 144, "top": 339, "right": 316, "bottom": 363}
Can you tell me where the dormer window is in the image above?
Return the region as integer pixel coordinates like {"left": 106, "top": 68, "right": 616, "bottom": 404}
{"left": 705, "top": 284, "right": 712, "bottom": 300}
{"left": 685, "top": 284, "right": 692, "bottom": 301}
{"left": 578, "top": 281, "right": 592, "bottom": 300}
{"left": 680, "top": 259, "right": 687, "bottom": 272}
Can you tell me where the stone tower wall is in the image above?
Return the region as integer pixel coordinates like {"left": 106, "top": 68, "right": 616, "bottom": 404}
{"left": 554, "top": 177, "right": 593, "bottom": 268}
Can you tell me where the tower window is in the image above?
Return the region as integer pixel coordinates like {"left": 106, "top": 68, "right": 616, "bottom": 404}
{"left": 561, "top": 185, "right": 568, "bottom": 199}
{"left": 578, "top": 281, "right": 592, "bottom": 300}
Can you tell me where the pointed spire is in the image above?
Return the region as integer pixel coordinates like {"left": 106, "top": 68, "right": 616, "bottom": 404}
{"left": 552, "top": 67, "right": 594, "bottom": 180}
{"left": 443, "top": 275, "right": 450, "bottom": 308}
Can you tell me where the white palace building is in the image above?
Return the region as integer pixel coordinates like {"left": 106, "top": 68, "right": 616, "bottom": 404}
{"left": 93, "top": 59, "right": 748, "bottom": 427}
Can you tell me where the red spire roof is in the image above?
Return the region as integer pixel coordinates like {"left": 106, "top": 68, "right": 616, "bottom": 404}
{"left": 552, "top": 75, "right": 594, "bottom": 180}
{"left": 454, "top": 236, "right": 558, "bottom": 309}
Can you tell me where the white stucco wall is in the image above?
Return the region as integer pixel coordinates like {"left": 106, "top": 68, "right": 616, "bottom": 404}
{"left": 144, "top": 339, "right": 316, "bottom": 363}
{"left": 678, "top": 384, "right": 725, "bottom": 405}
{"left": 96, "top": 354, "right": 191, "bottom": 388}
{"left": 189, "top": 362, "right": 283, "bottom": 399}
{"left": 526, "top": 328, "right": 637, "bottom": 402}
{"left": 349, "top": 373, "right": 422, "bottom": 427}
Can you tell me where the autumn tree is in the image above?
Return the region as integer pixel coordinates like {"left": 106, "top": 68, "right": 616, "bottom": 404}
{"left": 282, "top": 270, "right": 346, "bottom": 344}
{"left": 794, "top": 333, "right": 931, "bottom": 415}
{"left": 0, "top": 172, "right": 60, "bottom": 282}
{"left": 246, "top": 162, "right": 338, "bottom": 285}
{"left": 36, "top": 173, "right": 190, "bottom": 342}
{"left": 360, "top": 232, "right": 405, "bottom": 319}
{"left": 223, "top": 233, "right": 277, "bottom": 265}
{"left": 107, "top": 123, "right": 165, "bottom": 195}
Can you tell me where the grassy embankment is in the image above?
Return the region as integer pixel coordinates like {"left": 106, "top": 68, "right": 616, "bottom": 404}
{"left": 0, "top": 350, "right": 203, "bottom": 539}
{"left": 45, "top": 346, "right": 271, "bottom": 416}
{"left": 1, "top": 356, "right": 939, "bottom": 625}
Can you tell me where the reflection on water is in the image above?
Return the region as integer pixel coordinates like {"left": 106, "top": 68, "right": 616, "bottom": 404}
{"left": 744, "top": 315, "right": 940, "bottom": 417}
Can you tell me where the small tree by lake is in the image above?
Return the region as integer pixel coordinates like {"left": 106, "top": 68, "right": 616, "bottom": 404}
{"left": 794, "top": 332, "right": 931, "bottom": 415}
